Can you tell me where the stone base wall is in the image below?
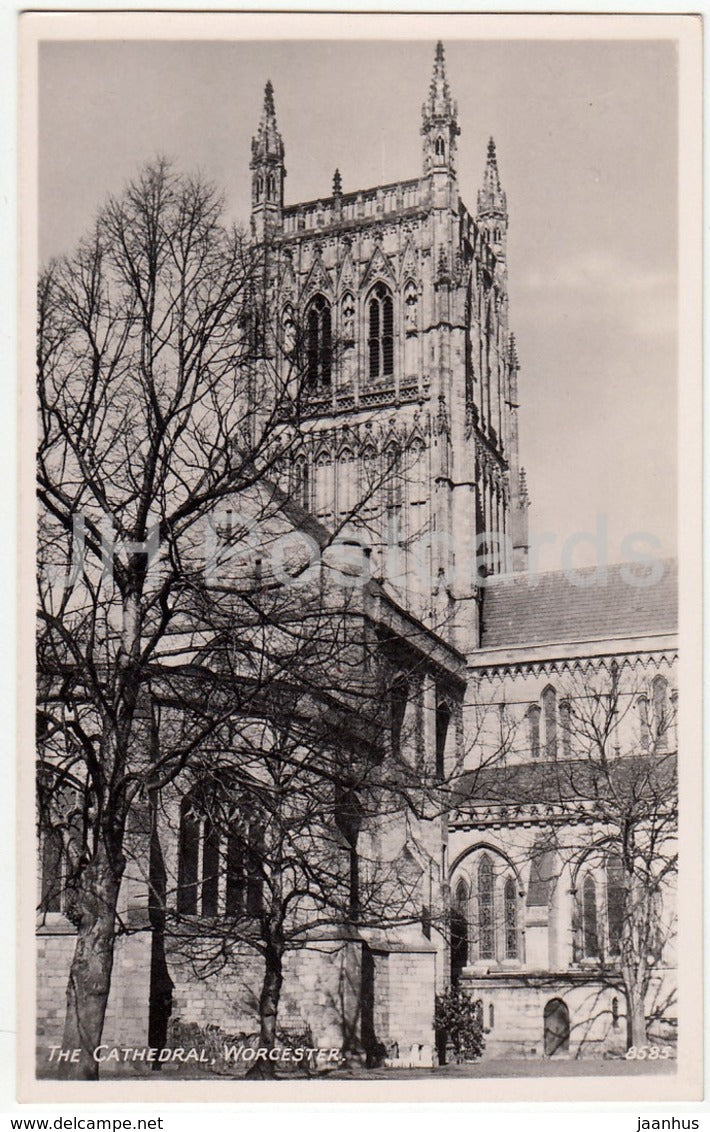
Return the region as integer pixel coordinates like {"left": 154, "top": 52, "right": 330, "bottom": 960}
{"left": 36, "top": 927, "right": 438, "bottom": 1069}
{"left": 36, "top": 925, "right": 152, "bottom": 1069}
{"left": 461, "top": 975, "right": 631, "bottom": 1060}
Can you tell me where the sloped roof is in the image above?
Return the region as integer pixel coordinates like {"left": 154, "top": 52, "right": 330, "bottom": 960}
{"left": 479, "top": 560, "right": 677, "bottom": 649}
{"left": 452, "top": 753, "right": 677, "bottom": 812}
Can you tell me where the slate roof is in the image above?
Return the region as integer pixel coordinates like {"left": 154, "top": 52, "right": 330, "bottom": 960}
{"left": 479, "top": 559, "right": 677, "bottom": 649}
{"left": 452, "top": 753, "right": 677, "bottom": 812}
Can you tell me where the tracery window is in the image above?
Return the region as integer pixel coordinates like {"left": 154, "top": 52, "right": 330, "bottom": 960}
{"left": 177, "top": 786, "right": 263, "bottom": 919}
{"left": 477, "top": 854, "right": 495, "bottom": 960}
{"left": 368, "top": 283, "right": 394, "bottom": 381}
{"left": 306, "top": 294, "right": 332, "bottom": 387}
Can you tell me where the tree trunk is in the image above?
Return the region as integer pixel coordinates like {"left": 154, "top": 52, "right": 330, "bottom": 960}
{"left": 148, "top": 792, "right": 173, "bottom": 1068}
{"left": 60, "top": 846, "right": 123, "bottom": 1080}
{"left": 625, "top": 984, "right": 648, "bottom": 1049}
{"left": 247, "top": 942, "right": 283, "bottom": 1079}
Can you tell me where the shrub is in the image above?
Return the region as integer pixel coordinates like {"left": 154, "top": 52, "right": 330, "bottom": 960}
{"left": 434, "top": 986, "right": 486, "bottom": 1063}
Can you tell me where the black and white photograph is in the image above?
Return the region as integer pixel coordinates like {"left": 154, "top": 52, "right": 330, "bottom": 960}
{"left": 19, "top": 11, "right": 702, "bottom": 1104}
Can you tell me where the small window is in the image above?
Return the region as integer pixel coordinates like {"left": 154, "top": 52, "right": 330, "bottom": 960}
{"left": 435, "top": 136, "right": 445, "bottom": 158}
{"left": 611, "top": 996, "right": 619, "bottom": 1030}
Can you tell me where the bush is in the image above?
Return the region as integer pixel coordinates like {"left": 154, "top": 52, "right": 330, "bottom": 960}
{"left": 434, "top": 986, "right": 486, "bottom": 1063}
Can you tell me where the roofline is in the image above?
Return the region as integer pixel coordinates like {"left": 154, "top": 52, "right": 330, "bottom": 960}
{"left": 470, "top": 632, "right": 678, "bottom": 669}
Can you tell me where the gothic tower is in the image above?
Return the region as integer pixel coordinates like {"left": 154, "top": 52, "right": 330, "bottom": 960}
{"left": 248, "top": 43, "right": 530, "bottom": 653}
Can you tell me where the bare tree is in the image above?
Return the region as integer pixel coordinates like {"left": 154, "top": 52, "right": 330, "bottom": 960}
{"left": 36, "top": 156, "right": 456, "bottom": 1079}
{"left": 456, "top": 661, "right": 677, "bottom": 1052}
{"left": 35, "top": 157, "right": 330, "bottom": 1079}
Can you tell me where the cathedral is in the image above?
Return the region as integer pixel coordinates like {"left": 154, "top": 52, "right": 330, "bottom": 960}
{"left": 36, "top": 42, "right": 677, "bottom": 1071}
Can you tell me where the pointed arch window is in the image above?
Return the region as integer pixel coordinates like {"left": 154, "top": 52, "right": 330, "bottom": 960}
{"left": 306, "top": 294, "right": 332, "bottom": 388}
{"left": 435, "top": 701, "right": 451, "bottom": 782}
{"left": 560, "top": 700, "right": 572, "bottom": 758}
{"left": 292, "top": 454, "right": 309, "bottom": 510}
{"left": 435, "top": 135, "right": 445, "bottom": 159}
{"left": 637, "top": 695, "right": 650, "bottom": 752}
{"left": 606, "top": 854, "right": 625, "bottom": 956}
{"left": 504, "top": 875, "right": 518, "bottom": 958}
{"left": 477, "top": 854, "right": 495, "bottom": 960}
{"left": 582, "top": 874, "right": 600, "bottom": 958}
{"left": 652, "top": 675, "right": 669, "bottom": 751}
{"left": 267, "top": 172, "right": 276, "bottom": 200}
{"left": 528, "top": 705, "right": 541, "bottom": 760}
{"left": 314, "top": 450, "right": 333, "bottom": 519}
{"left": 368, "top": 283, "right": 394, "bottom": 380}
{"left": 542, "top": 686, "right": 557, "bottom": 759}
{"left": 451, "top": 879, "right": 469, "bottom": 981}
{"left": 177, "top": 787, "right": 263, "bottom": 919}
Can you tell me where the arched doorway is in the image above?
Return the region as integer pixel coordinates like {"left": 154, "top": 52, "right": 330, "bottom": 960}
{"left": 543, "top": 998, "right": 570, "bottom": 1057}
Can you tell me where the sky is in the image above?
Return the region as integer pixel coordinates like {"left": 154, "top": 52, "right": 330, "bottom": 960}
{"left": 38, "top": 36, "right": 678, "bottom": 570}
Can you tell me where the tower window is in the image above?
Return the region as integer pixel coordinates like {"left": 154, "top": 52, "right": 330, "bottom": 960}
{"left": 368, "top": 283, "right": 394, "bottom": 380}
{"left": 306, "top": 294, "right": 332, "bottom": 388}
{"left": 435, "top": 135, "right": 445, "bottom": 159}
